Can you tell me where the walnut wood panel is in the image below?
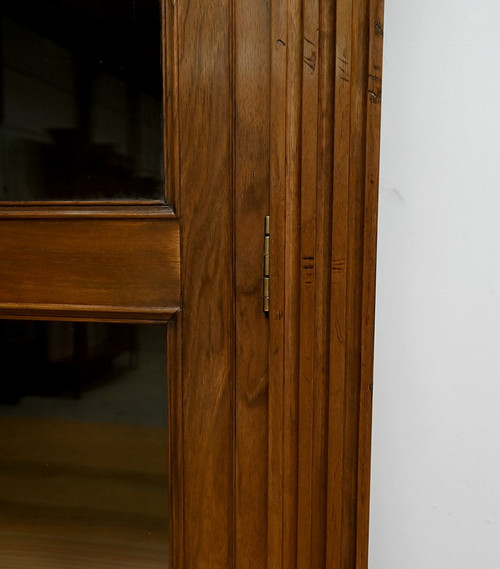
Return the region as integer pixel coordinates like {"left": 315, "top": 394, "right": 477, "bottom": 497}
{"left": 169, "top": 0, "right": 273, "bottom": 566}
{"left": 297, "top": 2, "right": 335, "bottom": 569}
{"left": 268, "top": 1, "right": 384, "bottom": 569}
{"left": 268, "top": 2, "right": 303, "bottom": 569}
{"left": 234, "top": 1, "right": 270, "bottom": 568}
{"left": 0, "top": 217, "right": 180, "bottom": 321}
{"left": 176, "top": 0, "right": 234, "bottom": 568}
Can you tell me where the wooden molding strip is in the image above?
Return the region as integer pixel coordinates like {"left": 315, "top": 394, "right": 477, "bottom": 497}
{"left": 0, "top": 218, "right": 180, "bottom": 313}
{"left": 269, "top": 1, "right": 385, "bottom": 568}
{"left": 0, "top": 304, "right": 179, "bottom": 323}
{"left": 0, "top": 205, "right": 176, "bottom": 219}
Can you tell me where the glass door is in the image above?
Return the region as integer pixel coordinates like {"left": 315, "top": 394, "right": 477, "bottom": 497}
{"left": 0, "top": 1, "right": 180, "bottom": 567}
{"left": 0, "top": 0, "right": 163, "bottom": 202}
{"left": 0, "top": 321, "right": 170, "bottom": 568}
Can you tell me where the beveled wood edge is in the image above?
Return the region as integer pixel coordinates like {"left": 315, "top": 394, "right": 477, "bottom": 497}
{"left": 0, "top": 199, "right": 167, "bottom": 206}
{"left": 164, "top": 1, "right": 183, "bottom": 566}
{"left": 167, "top": 311, "right": 184, "bottom": 569}
{"left": 267, "top": 0, "right": 287, "bottom": 567}
{"left": 356, "top": 0, "right": 385, "bottom": 565}
{"left": 0, "top": 304, "right": 180, "bottom": 323}
{"left": 164, "top": 0, "right": 181, "bottom": 211}
{"left": 161, "top": 0, "right": 169, "bottom": 204}
{"left": 0, "top": 204, "right": 177, "bottom": 219}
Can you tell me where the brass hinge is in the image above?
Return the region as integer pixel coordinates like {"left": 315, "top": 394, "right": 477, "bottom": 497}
{"left": 263, "top": 215, "right": 270, "bottom": 314}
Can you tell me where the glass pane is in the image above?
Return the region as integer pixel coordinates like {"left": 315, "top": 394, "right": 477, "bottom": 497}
{"left": 0, "top": 0, "right": 163, "bottom": 201}
{"left": 0, "top": 321, "right": 169, "bottom": 568}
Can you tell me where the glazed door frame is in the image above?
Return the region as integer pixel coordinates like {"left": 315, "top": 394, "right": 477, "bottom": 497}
{"left": 0, "top": 0, "right": 384, "bottom": 568}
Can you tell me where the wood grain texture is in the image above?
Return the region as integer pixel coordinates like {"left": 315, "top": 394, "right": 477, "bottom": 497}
{"left": 297, "top": 0, "right": 321, "bottom": 563}
{"left": 356, "top": 1, "right": 385, "bottom": 566}
{"left": 176, "top": 0, "right": 234, "bottom": 567}
{"left": 268, "top": 0, "right": 288, "bottom": 566}
{"left": 327, "top": 0, "right": 353, "bottom": 567}
{"left": 269, "top": 1, "right": 384, "bottom": 568}
{"left": 0, "top": 218, "right": 180, "bottom": 319}
{"left": 338, "top": 1, "right": 369, "bottom": 566}
{"left": 233, "top": 0, "right": 270, "bottom": 568}
{"left": 0, "top": 305, "right": 177, "bottom": 323}
{"left": 297, "top": 1, "right": 336, "bottom": 568}
{"left": 167, "top": 313, "right": 184, "bottom": 569}
{"left": 282, "top": 3, "right": 303, "bottom": 569}
{"left": 0, "top": 205, "right": 175, "bottom": 219}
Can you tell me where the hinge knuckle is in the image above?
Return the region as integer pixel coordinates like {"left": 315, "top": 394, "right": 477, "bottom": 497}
{"left": 263, "top": 215, "right": 270, "bottom": 314}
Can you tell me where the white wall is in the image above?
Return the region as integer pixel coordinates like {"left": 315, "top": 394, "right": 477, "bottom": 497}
{"left": 370, "top": 1, "right": 500, "bottom": 567}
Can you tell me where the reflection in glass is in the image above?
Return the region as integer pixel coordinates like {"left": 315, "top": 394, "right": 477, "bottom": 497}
{"left": 0, "top": 0, "right": 163, "bottom": 201}
{"left": 0, "top": 321, "right": 169, "bottom": 568}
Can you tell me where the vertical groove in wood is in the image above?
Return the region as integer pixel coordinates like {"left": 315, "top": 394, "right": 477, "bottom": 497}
{"left": 233, "top": 0, "right": 270, "bottom": 567}
{"left": 309, "top": 0, "right": 335, "bottom": 567}
{"left": 230, "top": 3, "right": 237, "bottom": 569}
{"left": 325, "top": 0, "right": 384, "bottom": 567}
{"left": 296, "top": 0, "right": 319, "bottom": 565}
{"left": 327, "top": 0, "right": 352, "bottom": 565}
{"left": 356, "top": 1, "right": 384, "bottom": 567}
{"left": 177, "top": 0, "right": 234, "bottom": 566}
{"left": 165, "top": 7, "right": 183, "bottom": 567}
{"left": 268, "top": 0, "right": 287, "bottom": 565}
{"left": 283, "top": 2, "right": 303, "bottom": 569}
{"left": 269, "top": 0, "right": 383, "bottom": 566}
{"left": 340, "top": 0, "right": 369, "bottom": 565}
{"left": 231, "top": 0, "right": 237, "bottom": 563}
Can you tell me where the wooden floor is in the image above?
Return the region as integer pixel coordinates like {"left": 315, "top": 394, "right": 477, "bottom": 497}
{"left": 0, "top": 417, "right": 170, "bottom": 569}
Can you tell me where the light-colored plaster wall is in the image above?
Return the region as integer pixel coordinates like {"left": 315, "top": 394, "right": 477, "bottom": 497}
{"left": 370, "top": 1, "right": 500, "bottom": 567}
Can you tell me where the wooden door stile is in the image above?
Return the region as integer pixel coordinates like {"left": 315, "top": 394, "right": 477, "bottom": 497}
{"left": 233, "top": 1, "right": 270, "bottom": 568}
{"left": 176, "top": 1, "right": 235, "bottom": 568}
